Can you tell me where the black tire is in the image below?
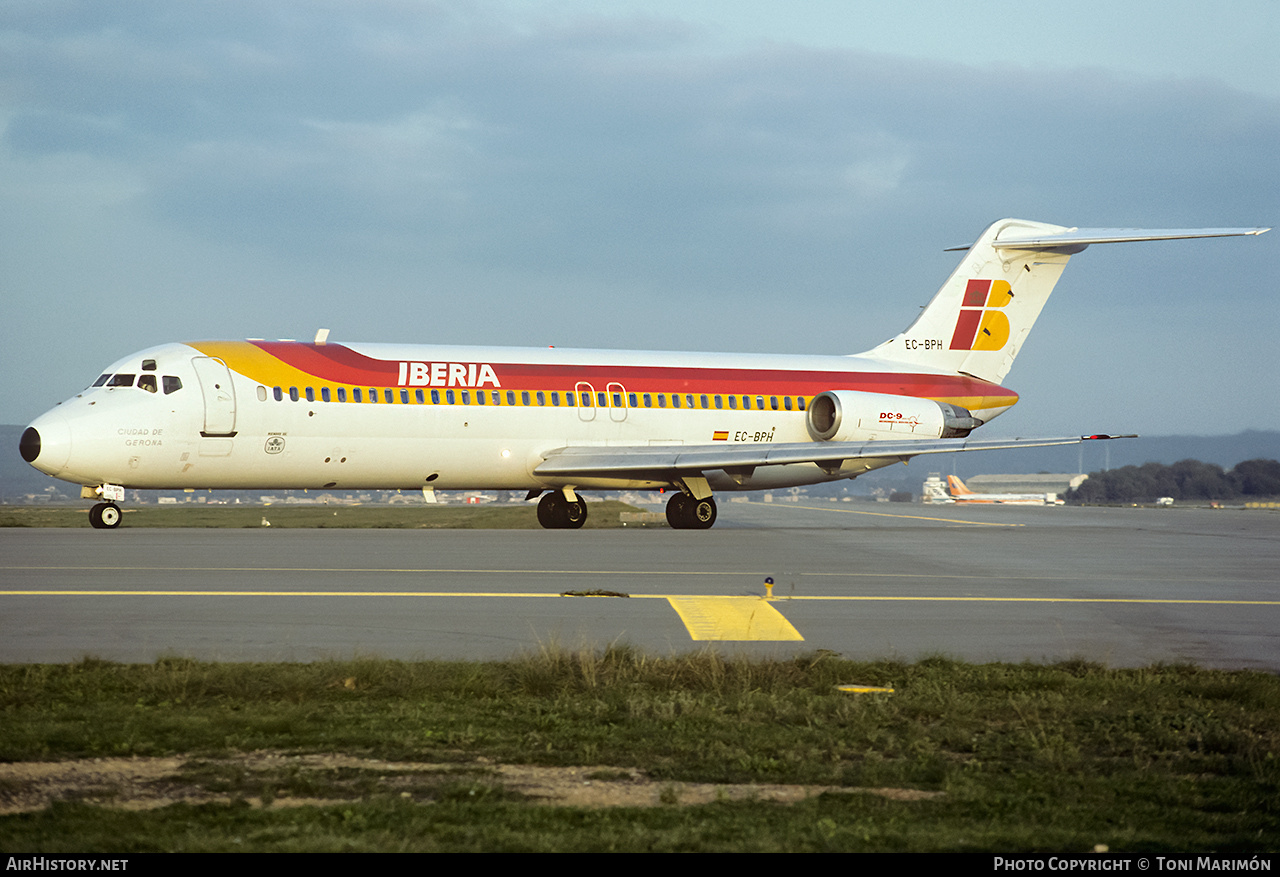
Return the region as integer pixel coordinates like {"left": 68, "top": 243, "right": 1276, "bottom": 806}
{"left": 563, "top": 499, "right": 588, "bottom": 529}
{"left": 88, "top": 503, "right": 105, "bottom": 529}
{"left": 666, "top": 493, "right": 691, "bottom": 529}
{"left": 100, "top": 503, "right": 122, "bottom": 529}
{"left": 537, "top": 493, "right": 564, "bottom": 529}
{"left": 689, "top": 497, "right": 717, "bottom": 529}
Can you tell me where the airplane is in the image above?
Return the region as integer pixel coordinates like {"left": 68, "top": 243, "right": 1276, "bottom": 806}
{"left": 946, "top": 475, "right": 1064, "bottom": 505}
{"left": 18, "top": 219, "right": 1269, "bottom": 530}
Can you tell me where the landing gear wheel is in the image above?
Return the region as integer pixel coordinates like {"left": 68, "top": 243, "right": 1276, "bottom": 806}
{"left": 537, "top": 493, "right": 589, "bottom": 529}
{"left": 537, "top": 492, "right": 563, "bottom": 529}
{"left": 562, "top": 498, "right": 588, "bottom": 529}
{"left": 688, "top": 496, "right": 717, "bottom": 529}
{"left": 666, "top": 493, "right": 717, "bottom": 529}
{"left": 665, "top": 493, "right": 691, "bottom": 528}
{"left": 89, "top": 502, "right": 122, "bottom": 529}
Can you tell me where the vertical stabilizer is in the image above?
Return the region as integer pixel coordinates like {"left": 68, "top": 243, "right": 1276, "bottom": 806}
{"left": 864, "top": 220, "right": 1269, "bottom": 385}
{"left": 867, "top": 219, "right": 1075, "bottom": 384}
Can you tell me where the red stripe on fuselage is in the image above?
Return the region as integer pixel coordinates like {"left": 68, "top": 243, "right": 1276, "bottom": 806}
{"left": 246, "top": 342, "right": 1016, "bottom": 404}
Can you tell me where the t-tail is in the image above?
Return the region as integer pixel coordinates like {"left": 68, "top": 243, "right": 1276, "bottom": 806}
{"left": 866, "top": 219, "right": 1270, "bottom": 385}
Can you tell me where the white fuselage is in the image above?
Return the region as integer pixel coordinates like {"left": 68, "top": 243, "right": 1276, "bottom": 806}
{"left": 22, "top": 340, "right": 1018, "bottom": 495}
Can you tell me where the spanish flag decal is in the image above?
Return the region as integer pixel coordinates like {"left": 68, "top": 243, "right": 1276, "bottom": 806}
{"left": 712, "top": 430, "right": 729, "bottom": 441}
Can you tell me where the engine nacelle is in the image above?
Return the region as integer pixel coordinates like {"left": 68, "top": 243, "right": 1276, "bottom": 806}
{"left": 805, "top": 390, "right": 981, "bottom": 442}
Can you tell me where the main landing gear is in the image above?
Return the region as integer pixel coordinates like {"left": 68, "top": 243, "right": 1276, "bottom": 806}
{"left": 536, "top": 492, "right": 588, "bottom": 529}
{"left": 88, "top": 502, "right": 122, "bottom": 529}
{"left": 666, "top": 492, "right": 717, "bottom": 530}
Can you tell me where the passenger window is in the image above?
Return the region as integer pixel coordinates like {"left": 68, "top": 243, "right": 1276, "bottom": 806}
{"left": 289, "top": 387, "right": 299, "bottom": 401}
{"left": 461, "top": 390, "right": 470, "bottom": 404}
{"left": 507, "top": 391, "right": 516, "bottom": 406}
{"left": 551, "top": 392, "right": 559, "bottom": 407}
{"left": 770, "top": 396, "right": 778, "bottom": 411}
{"left": 164, "top": 376, "right": 183, "bottom": 395}
{"left": 338, "top": 388, "right": 347, "bottom": 402}
{"left": 256, "top": 386, "right": 267, "bottom": 402}
{"left": 727, "top": 396, "right": 736, "bottom": 410}
{"left": 305, "top": 387, "right": 315, "bottom": 402}
{"left": 353, "top": 388, "right": 362, "bottom": 403}
{"left": 797, "top": 397, "right": 806, "bottom": 411}
{"left": 581, "top": 392, "right": 591, "bottom": 406}
{"left": 432, "top": 390, "right": 440, "bottom": 404}
{"left": 741, "top": 396, "right": 750, "bottom": 410}
{"left": 700, "top": 395, "right": 708, "bottom": 409}
{"left": 521, "top": 391, "right": 530, "bottom": 406}
{"left": 672, "top": 394, "right": 680, "bottom": 409}
{"left": 686, "top": 395, "right": 695, "bottom": 409}
{"left": 368, "top": 388, "right": 378, "bottom": 402}
{"left": 628, "top": 393, "right": 638, "bottom": 407}
{"left": 446, "top": 389, "right": 456, "bottom": 404}
{"left": 784, "top": 396, "right": 793, "bottom": 411}
{"left": 658, "top": 394, "right": 666, "bottom": 409}
{"left": 415, "top": 389, "right": 424, "bottom": 404}
{"left": 273, "top": 386, "right": 283, "bottom": 401}
{"left": 400, "top": 389, "right": 409, "bottom": 404}
{"left": 756, "top": 396, "right": 764, "bottom": 410}
{"left": 384, "top": 389, "right": 394, "bottom": 404}
{"left": 109, "top": 374, "right": 135, "bottom": 388}
{"left": 492, "top": 391, "right": 501, "bottom": 406}
{"left": 322, "top": 387, "right": 331, "bottom": 402}
{"left": 138, "top": 375, "right": 158, "bottom": 393}
{"left": 643, "top": 393, "right": 651, "bottom": 408}
{"left": 536, "top": 391, "right": 545, "bottom": 406}
{"left": 597, "top": 392, "right": 607, "bottom": 407}
{"left": 92, "top": 374, "right": 110, "bottom": 387}
{"left": 612, "top": 393, "right": 623, "bottom": 408}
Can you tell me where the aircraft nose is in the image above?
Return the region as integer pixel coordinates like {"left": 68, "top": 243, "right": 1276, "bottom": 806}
{"left": 20, "top": 412, "right": 71, "bottom": 476}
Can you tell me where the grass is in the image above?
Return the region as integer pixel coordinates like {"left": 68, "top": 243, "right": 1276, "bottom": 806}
{"left": 0, "top": 501, "right": 641, "bottom": 529}
{"left": 0, "top": 650, "right": 1277, "bottom": 852}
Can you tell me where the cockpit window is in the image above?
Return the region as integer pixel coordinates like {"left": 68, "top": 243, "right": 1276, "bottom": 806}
{"left": 108, "top": 374, "right": 135, "bottom": 388}
{"left": 163, "top": 375, "right": 182, "bottom": 394}
{"left": 141, "top": 359, "right": 157, "bottom": 371}
{"left": 91, "top": 374, "right": 110, "bottom": 388}
{"left": 137, "top": 375, "right": 158, "bottom": 393}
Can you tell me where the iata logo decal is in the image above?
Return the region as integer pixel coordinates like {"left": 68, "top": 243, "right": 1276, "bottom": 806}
{"left": 264, "top": 436, "right": 285, "bottom": 455}
{"left": 949, "top": 279, "right": 1013, "bottom": 351}
{"left": 397, "top": 362, "right": 501, "bottom": 388}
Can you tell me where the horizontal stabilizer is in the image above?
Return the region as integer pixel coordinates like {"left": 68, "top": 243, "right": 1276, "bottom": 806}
{"left": 946, "top": 226, "right": 1270, "bottom": 252}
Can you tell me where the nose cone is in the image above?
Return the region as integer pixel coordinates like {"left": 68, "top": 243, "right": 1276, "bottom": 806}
{"left": 20, "top": 412, "right": 71, "bottom": 476}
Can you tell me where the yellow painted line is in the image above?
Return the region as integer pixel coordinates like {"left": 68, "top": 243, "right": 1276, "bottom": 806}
{"left": 776, "top": 502, "right": 1023, "bottom": 526}
{"left": 836, "top": 685, "right": 895, "bottom": 694}
{"left": 666, "top": 596, "right": 804, "bottom": 641}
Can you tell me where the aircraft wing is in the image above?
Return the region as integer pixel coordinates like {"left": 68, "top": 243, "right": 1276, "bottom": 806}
{"left": 533, "top": 434, "right": 1133, "bottom": 479}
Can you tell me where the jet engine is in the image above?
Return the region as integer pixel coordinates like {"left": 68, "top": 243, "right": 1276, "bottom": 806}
{"left": 805, "top": 390, "right": 981, "bottom": 442}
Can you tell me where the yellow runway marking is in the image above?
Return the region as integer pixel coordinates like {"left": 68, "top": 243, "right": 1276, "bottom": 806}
{"left": 666, "top": 597, "right": 804, "bottom": 641}
{"left": 777, "top": 503, "right": 1023, "bottom": 527}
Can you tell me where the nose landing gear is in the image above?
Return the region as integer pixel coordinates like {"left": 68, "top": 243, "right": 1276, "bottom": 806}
{"left": 89, "top": 502, "right": 122, "bottom": 529}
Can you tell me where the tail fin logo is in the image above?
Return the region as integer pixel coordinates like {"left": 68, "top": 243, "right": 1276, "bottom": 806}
{"left": 949, "top": 279, "right": 1013, "bottom": 351}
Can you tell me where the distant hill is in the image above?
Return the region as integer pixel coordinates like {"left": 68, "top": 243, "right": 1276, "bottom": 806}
{"left": 4, "top": 423, "right": 1279, "bottom": 503}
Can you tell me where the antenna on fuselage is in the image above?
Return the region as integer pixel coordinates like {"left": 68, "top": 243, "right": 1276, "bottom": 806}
{"left": 314, "top": 328, "right": 330, "bottom": 346}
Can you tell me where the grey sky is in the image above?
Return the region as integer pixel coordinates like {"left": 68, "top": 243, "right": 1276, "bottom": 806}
{"left": 3, "top": 1, "right": 1276, "bottom": 435}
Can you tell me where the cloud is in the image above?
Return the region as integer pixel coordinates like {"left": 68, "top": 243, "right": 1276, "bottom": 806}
{"left": 2, "top": 3, "right": 1276, "bottom": 432}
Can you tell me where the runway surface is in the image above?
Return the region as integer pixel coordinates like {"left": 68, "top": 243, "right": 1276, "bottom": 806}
{"left": 3, "top": 501, "right": 1278, "bottom": 669}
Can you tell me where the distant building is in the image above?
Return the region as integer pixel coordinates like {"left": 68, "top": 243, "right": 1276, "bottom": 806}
{"left": 965, "top": 473, "right": 1089, "bottom": 495}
